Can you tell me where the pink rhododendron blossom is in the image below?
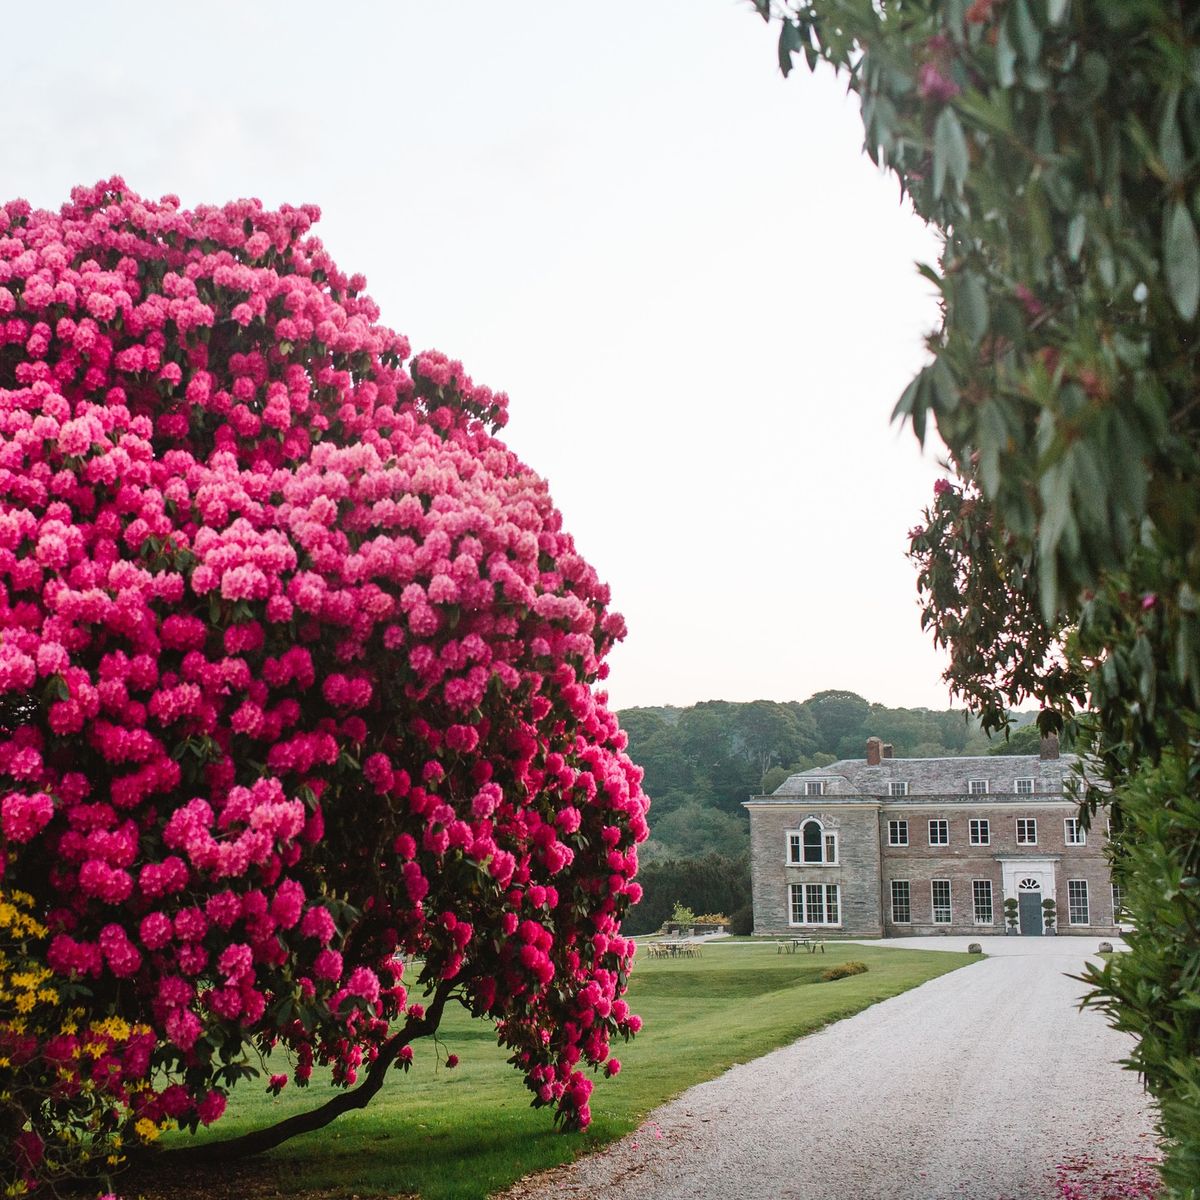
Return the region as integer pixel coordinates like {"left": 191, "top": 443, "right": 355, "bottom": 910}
{"left": 0, "top": 181, "right": 646, "bottom": 1155}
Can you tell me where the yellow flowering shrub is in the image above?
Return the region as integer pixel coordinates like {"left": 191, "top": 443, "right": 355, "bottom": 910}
{"left": 1, "top": 891, "right": 162, "bottom": 1196}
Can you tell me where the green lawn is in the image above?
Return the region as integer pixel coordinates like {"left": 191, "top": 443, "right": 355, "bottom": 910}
{"left": 151, "top": 943, "right": 975, "bottom": 1200}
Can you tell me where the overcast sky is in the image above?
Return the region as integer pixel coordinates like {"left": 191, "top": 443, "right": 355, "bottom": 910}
{"left": 4, "top": 1, "right": 954, "bottom": 712}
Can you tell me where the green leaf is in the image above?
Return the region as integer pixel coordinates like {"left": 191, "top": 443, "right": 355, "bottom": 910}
{"left": 1046, "top": 0, "right": 1070, "bottom": 25}
{"left": 1067, "top": 212, "right": 1086, "bottom": 261}
{"left": 956, "top": 271, "right": 990, "bottom": 345}
{"left": 1158, "top": 89, "right": 1185, "bottom": 182}
{"left": 930, "top": 358, "right": 960, "bottom": 413}
{"left": 778, "top": 22, "right": 803, "bottom": 77}
{"left": 1010, "top": 0, "right": 1041, "bottom": 65}
{"left": 933, "top": 108, "right": 969, "bottom": 199}
{"left": 996, "top": 25, "right": 1018, "bottom": 89}
{"left": 1164, "top": 201, "right": 1200, "bottom": 321}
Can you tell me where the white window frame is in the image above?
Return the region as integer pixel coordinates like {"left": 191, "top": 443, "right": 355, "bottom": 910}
{"left": 803, "top": 780, "right": 826, "bottom": 797}
{"left": 890, "top": 880, "right": 911, "bottom": 924}
{"left": 888, "top": 819, "right": 909, "bottom": 847}
{"left": 1016, "top": 818, "right": 1038, "bottom": 845}
{"left": 788, "top": 820, "right": 838, "bottom": 866}
{"left": 928, "top": 818, "right": 949, "bottom": 846}
{"left": 1015, "top": 777, "right": 1034, "bottom": 795}
{"left": 931, "top": 879, "right": 952, "bottom": 924}
{"left": 888, "top": 781, "right": 909, "bottom": 797}
{"left": 1064, "top": 817, "right": 1086, "bottom": 846}
{"left": 972, "top": 880, "right": 994, "bottom": 925}
{"left": 788, "top": 882, "right": 841, "bottom": 927}
{"left": 968, "top": 779, "right": 989, "bottom": 795}
{"left": 969, "top": 818, "right": 990, "bottom": 846}
{"left": 1111, "top": 882, "right": 1126, "bottom": 922}
{"left": 1067, "top": 879, "right": 1090, "bottom": 925}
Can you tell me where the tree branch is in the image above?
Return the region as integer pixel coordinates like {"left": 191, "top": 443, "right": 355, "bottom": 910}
{"left": 155, "top": 982, "right": 454, "bottom": 1164}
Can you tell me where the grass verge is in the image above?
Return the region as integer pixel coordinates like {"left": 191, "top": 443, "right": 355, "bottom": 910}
{"left": 133, "top": 943, "right": 974, "bottom": 1200}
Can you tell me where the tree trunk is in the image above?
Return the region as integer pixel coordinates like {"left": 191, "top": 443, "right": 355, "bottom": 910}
{"left": 158, "top": 983, "right": 453, "bottom": 1163}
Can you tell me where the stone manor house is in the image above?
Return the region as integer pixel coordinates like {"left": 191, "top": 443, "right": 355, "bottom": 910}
{"left": 745, "top": 735, "right": 1121, "bottom": 937}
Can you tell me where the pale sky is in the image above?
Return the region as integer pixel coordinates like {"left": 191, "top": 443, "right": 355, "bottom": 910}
{"left": 3, "top": 1, "right": 954, "bottom": 712}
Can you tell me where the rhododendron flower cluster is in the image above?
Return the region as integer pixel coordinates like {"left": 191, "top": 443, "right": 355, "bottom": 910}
{"left": 0, "top": 180, "right": 647, "bottom": 1166}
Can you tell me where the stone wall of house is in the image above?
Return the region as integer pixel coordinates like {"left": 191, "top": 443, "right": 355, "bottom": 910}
{"left": 748, "top": 803, "right": 883, "bottom": 937}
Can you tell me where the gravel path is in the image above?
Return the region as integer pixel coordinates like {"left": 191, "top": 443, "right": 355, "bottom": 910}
{"left": 497, "top": 938, "right": 1159, "bottom": 1200}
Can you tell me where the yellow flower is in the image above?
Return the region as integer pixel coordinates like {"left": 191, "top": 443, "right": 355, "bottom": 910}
{"left": 134, "top": 1118, "right": 160, "bottom": 1142}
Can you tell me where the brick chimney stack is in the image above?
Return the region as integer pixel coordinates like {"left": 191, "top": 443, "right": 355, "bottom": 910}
{"left": 882, "top": 744, "right": 894, "bottom": 759}
{"left": 1040, "top": 733, "right": 1060, "bottom": 760}
{"left": 866, "top": 737, "right": 882, "bottom": 766}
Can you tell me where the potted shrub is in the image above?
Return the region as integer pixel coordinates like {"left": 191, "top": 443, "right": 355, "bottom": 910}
{"left": 1042, "top": 898, "right": 1057, "bottom": 935}
{"left": 1004, "top": 897, "right": 1020, "bottom": 934}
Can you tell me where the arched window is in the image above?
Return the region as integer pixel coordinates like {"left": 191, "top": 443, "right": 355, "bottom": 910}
{"left": 786, "top": 819, "right": 838, "bottom": 865}
{"left": 803, "top": 820, "right": 824, "bottom": 863}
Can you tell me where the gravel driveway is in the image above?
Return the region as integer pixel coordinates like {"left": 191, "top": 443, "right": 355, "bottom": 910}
{"left": 497, "top": 937, "right": 1159, "bottom": 1200}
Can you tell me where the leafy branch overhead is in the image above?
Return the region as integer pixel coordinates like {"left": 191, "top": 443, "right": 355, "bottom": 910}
{"left": 756, "top": 3, "right": 1200, "bottom": 1196}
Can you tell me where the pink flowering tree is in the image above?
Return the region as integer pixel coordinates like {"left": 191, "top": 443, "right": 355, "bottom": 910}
{"left": 0, "top": 179, "right": 647, "bottom": 1182}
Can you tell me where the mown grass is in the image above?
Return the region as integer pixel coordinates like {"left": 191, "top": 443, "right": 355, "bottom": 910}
{"left": 149, "top": 943, "right": 975, "bottom": 1200}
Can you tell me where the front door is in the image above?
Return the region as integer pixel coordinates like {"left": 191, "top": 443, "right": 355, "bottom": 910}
{"left": 1018, "top": 891, "right": 1043, "bottom": 936}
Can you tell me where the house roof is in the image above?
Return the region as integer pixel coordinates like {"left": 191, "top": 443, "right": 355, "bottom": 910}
{"left": 747, "top": 751, "right": 1087, "bottom": 804}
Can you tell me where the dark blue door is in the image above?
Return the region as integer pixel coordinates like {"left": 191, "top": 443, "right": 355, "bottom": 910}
{"left": 1019, "top": 891, "right": 1043, "bottom": 936}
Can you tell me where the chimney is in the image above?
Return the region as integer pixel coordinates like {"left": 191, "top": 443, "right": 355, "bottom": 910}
{"left": 1040, "top": 733, "right": 1060, "bottom": 761}
{"left": 882, "top": 744, "right": 894, "bottom": 759}
{"left": 866, "top": 736, "right": 882, "bottom": 767}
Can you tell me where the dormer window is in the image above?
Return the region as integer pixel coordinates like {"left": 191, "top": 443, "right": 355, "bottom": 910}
{"left": 787, "top": 819, "right": 838, "bottom": 865}
{"left": 804, "top": 780, "right": 826, "bottom": 797}
{"left": 968, "top": 779, "right": 989, "bottom": 795}
{"left": 1015, "top": 778, "right": 1034, "bottom": 795}
{"left": 888, "top": 781, "right": 909, "bottom": 797}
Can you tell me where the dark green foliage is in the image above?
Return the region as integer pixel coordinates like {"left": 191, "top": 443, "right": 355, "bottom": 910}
{"left": 820, "top": 961, "right": 868, "bottom": 982}
{"left": 730, "top": 904, "right": 754, "bottom": 936}
{"left": 987, "top": 724, "right": 1043, "bottom": 756}
{"left": 622, "top": 854, "right": 751, "bottom": 937}
{"left": 752, "top": 2, "right": 1200, "bottom": 1193}
{"left": 1083, "top": 753, "right": 1200, "bottom": 1199}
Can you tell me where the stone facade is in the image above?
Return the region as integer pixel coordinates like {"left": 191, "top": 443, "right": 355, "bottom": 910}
{"left": 745, "top": 736, "right": 1120, "bottom": 938}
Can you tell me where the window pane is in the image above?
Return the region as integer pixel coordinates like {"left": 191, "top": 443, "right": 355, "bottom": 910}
{"left": 803, "top": 821, "right": 823, "bottom": 862}
{"left": 973, "top": 880, "right": 993, "bottom": 924}
{"left": 789, "top": 884, "right": 804, "bottom": 924}
{"left": 932, "top": 879, "right": 952, "bottom": 923}
{"left": 824, "top": 833, "right": 837, "bottom": 863}
{"left": 825, "top": 885, "right": 840, "bottom": 925}
{"left": 788, "top": 833, "right": 801, "bottom": 863}
{"left": 891, "top": 880, "right": 910, "bottom": 923}
{"left": 889, "top": 820, "right": 908, "bottom": 846}
{"left": 1068, "top": 880, "right": 1089, "bottom": 925}
{"left": 806, "top": 884, "right": 824, "bottom": 924}
{"left": 929, "top": 819, "right": 948, "bottom": 845}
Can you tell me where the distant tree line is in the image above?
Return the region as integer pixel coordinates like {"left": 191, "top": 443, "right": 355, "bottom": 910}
{"left": 621, "top": 854, "right": 753, "bottom": 937}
